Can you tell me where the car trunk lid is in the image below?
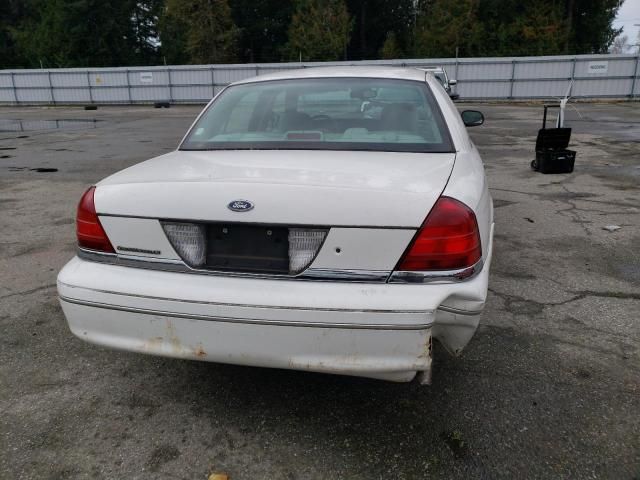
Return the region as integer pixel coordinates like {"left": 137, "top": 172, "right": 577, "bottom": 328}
{"left": 95, "top": 149, "right": 455, "bottom": 228}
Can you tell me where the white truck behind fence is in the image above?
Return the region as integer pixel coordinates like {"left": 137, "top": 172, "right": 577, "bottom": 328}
{"left": 1, "top": 53, "right": 638, "bottom": 105}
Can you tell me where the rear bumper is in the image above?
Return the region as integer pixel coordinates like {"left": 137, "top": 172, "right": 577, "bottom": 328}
{"left": 57, "top": 227, "right": 491, "bottom": 382}
{"left": 59, "top": 296, "right": 431, "bottom": 382}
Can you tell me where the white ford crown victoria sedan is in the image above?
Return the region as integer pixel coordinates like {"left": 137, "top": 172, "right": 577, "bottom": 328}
{"left": 58, "top": 67, "right": 494, "bottom": 383}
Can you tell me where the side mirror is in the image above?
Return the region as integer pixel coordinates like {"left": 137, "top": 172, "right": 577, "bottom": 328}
{"left": 461, "top": 110, "right": 484, "bottom": 127}
{"left": 449, "top": 79, "right": 457, "bottom": 86}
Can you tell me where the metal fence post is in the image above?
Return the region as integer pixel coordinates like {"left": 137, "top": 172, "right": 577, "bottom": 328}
{"left": 508, "top": 59, "right": 516, "bottom": 99}
{"left": 569, "top": 57, "right": 577, "bottom": 97}
{"left": 86, "top": 71, "right": 93, "bottom": 104}
{"left": 126, "top": 69, "right": 132, "bottom": 104}
{"left": 255, "top": 65, "right": 260, "bottom": 77}
{"left": 210, "top": 67, "right": 216, "bottom": 99}
{"left": 47, "top": 70, "right": 55, "bottom": 105}
{"left": 630, "top": 54, "right": 640, "bottom": 99}
{"left": 166, "top": 68, "right": 173, "bottom": 103}
{"left": 9, "top": 72, "right": 19, "bottom": 105}
{"left": 454, "top": 56, "right": 459, "bottom": 83}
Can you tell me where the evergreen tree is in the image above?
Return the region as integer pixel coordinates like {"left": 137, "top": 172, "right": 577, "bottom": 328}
{"left": 566, "top": 0, "right": 622, "bottom": 54}
{"left": 131, "top": 0, "right": 163, "bottom": 65}
{"left": 473, "top": 0, "right": 565, "bottom": 56}
{"left": 411, "top": 0, "right": 616, "bottom": 58}
{"left": 346, "top": 0, "right": 414, "bottom": 60}
{"left": 0, "top": 0, "right": 30, "bottom": 68}
{"left": 380, "top": 32, "right": 403, "bottom": 59}
{"left": 414, "top": 0, "right": 483, "bottom": 58}
{"left": 159, "top": 0, "right": 238, "bottom": 65}
{"left": 14, "top": 0, "right": 135, "bottom": 68}
{"left": 157, "top": 0, "right": 189, "bottom": 64}
{"left": 231, "top": 0, "right": 294, "bottom": 63}
{"left": 0, "top": 0, "right": 629, "bottom": 67}
{"left": 286, "top": 0, "right": 352, "bottom": 61}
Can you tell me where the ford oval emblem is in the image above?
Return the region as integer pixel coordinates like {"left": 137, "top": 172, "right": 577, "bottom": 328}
{"left": 227, "top": 200, "right": 254, "bottom": 212}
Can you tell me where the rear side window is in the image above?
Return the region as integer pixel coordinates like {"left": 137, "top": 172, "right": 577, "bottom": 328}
{"left": 434, "top": 73, "right": 446, "bottom": 86}
{"left": 181, "top": 77, "right": 453, "bottom": 153}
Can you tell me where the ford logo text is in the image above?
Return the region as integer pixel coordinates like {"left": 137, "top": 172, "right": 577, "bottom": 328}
{"left": 227, "top": 200, "right": 254, "bottom": 212}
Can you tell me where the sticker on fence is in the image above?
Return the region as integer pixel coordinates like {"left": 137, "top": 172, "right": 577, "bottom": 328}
{"left": 140, "top": 72, "right": 153, "bottom": 83}
{"left": 587, "top": 61, "right": 608, "bottom": 74}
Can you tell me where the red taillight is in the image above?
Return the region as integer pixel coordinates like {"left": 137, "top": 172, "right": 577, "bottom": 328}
{"left": 76, "top": 186, "right": 114, "bottom": 253}
{"left": 396, "top": 197, "right": 481, "bottom": 271}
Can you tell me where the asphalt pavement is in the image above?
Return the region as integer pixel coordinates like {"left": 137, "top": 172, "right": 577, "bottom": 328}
{"left": 0, "top": 101, "right": 638, "bottom": 479}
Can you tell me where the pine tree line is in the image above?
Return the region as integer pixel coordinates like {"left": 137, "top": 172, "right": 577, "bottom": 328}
{"left": 0, "top": 0, "right": 625, "bottom": 68}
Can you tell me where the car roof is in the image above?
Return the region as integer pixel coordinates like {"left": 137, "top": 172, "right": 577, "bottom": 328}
{"left": 233, "top": 66, "right": 428, "bottom": 85}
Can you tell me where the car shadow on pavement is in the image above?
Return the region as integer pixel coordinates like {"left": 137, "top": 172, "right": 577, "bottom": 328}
{"left": 140, "top": 325, "right": 561, "bottom": 478}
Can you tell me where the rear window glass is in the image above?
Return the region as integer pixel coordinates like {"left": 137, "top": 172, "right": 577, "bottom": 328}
{"left": 181, "top": 78, "right": 454, "bottom": 153}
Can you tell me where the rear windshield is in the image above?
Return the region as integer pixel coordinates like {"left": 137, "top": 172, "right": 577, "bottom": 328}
{"left": 180, "top": 78, "right": 454, "bottom": 153}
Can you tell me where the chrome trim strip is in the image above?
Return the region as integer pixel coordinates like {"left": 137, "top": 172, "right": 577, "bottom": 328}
{"left": 59, "top": 296, "right": 432, "bottom": 330}
{"left": 302, "top": 268, "right": 390, "bottom": 282}
{"left": 77, "top": 248, "right": 391, "bottom": 283}
{"left": 388, "top": 260, "right": 484, "bottom": 284}
{"left": 58, "top": 280, "right": 434, "bottom": 314}
{"left": 77, "top": 249, "right": 483, "bottom": 284}
{"left": 79, "top": 248, "right": 116, "bottom": 260}
{"left": 437, "top": 305, "right": 484, "bottom": 316}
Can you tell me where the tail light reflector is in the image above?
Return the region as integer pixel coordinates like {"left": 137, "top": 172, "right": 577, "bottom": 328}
{"left": 162, "top": 222, "right": 206, "bottom": 268}
{"left": 289, "top": 228, "right": 327, "bottom": 274}
{"left": 396, "top": 197, "right": 481, "bottom": 271}
{"left": 76, "top": 186, "right": 114, "bottom": 253}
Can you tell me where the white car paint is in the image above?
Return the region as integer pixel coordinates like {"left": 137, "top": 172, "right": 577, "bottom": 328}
{"left": 57, "top": 66, "right": 494, "bottom": 383}
{"left": 309, "top": 228, "right": 416, "bottom": 271}
{"left": 99, "top": 216, "right": 181, "bottom": 260}
{"left": 94, "top": 150, "right": 456, "bottom": 227}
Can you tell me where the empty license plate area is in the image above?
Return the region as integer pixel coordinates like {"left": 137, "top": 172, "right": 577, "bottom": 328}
{"left": 205, "top": 224, "right": 290, "bottom": 274}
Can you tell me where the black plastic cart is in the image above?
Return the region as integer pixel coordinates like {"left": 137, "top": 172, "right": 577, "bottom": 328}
{"left": 531, "top": 105, "right": 576, "bottom": 174}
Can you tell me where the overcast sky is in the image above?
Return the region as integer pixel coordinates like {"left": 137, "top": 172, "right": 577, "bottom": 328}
{"left": 613, "top": 0, "right": 640, "bottom": 51}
